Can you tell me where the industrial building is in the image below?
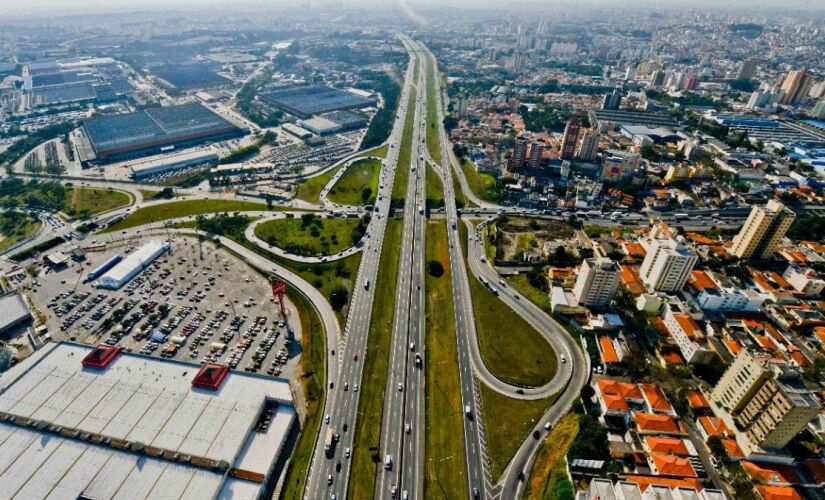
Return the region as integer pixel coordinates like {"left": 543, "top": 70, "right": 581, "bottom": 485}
{"left": 0, "top": 342, "right": 296, "bottom": 499}
{"left": 128, "top": 149, "right": 219, "bottom": 179}
{"left": 80, "top": 103, "right": 245, "bottom": 163}
{"left": 0, "top": 293, "right": 32, "bottom": 337}
{"left": 259, "top": 85, "right": 375, "bottom": 119}
{"left": 96, "top": 241, "right": 170, "bottom": 289}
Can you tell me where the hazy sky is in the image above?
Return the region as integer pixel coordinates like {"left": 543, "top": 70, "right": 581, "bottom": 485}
{"left": 4, "top": 0, "right": 824, "bottom": 15}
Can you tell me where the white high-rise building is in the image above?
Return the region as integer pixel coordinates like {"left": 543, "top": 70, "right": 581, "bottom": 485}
{"left": 730, "top": 200, "right": 796, "bottom": 260}
{"left": 639, "top": 237, "right": 698, "bottom": 293}
{"left": 573, "top": 258, "right": 620, "bottom": 308}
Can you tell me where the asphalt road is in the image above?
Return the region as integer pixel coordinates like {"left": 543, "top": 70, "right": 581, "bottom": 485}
{"left": 376, "top": 41, "right": 427, "bottom": 500}
{"left": 304, "top": 37, "right": 419, "bottom": 500}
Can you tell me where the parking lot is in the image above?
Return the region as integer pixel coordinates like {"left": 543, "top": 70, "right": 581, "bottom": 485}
{"left": 29, "top": 235, "right": 304, "bottom": 380}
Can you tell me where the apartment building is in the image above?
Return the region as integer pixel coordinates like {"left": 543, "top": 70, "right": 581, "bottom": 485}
{"left": 662, "top": 306, "right": 715, "bottom": 364}
{"left": 640, "top": 237, "right": 698, "bottom": 292}
{"left": 730, "top": 200, "right": 796, "bottom": 260}
{"left": 710, "top": 349, "right": 820, "bottom": 450}
{"left": 573, "top": 257, "right": 621, "bottom": 308}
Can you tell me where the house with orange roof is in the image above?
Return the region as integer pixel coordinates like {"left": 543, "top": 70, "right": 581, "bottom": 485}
{"left": 649, "top": 453, "right": 697, "bottom": 477}
{"left": 597, "top": 336, "right": 623, "bottom": 367}
{"left": 633, "top": 412, "right": 687, "bottom": 436}
{"left": 696, "top": 416, "right": 731, "bottom": 440}
{"left": 722, "top": 437, "right": 745, "bottom": 458}
{"left": 685, "top": 390, "right": 711, "bottom": 412}
{"left": 643, "top": 436, "right": 695, "bottom": 456}
{"left": 639, "top": 383, "right": 676, "bottom": 416}
{"left": 594, "top": 379, "right": 644, "bottom": 418}
{"left": 663, "top": 306, "right": 716, "bottom": 364}
{"left": 621, "top": 241, "right": 647, "bottom": 260}
{"left": 620, "top": 265, "right": 646, "bottom": 295}
{"left": 742, "top": 461, "right": 801, "bottom": 486}
{"left": 756, "top": 485, "right": 801, "bottom": 500}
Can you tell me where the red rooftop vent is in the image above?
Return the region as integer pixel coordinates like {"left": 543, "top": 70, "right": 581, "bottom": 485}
{"left": 192, "top": 363, "right": 230, "bottom": 390}
{"left": 81, "top": 345, "right": 123, "bottom": 369}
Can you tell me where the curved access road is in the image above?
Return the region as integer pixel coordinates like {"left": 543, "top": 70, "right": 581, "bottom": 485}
{"left": 244, "top": 212, "right": 371, "bottom": 264}
{"left": 465, "top": 220, "right": 589, "bottom": 500}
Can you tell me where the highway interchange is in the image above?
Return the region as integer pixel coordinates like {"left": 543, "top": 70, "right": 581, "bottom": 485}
{"left": 4, "top": 33, "right": 816, "bottom": 500}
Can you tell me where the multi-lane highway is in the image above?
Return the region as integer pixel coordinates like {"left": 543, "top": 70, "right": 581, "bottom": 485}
{"left": 304, "top": 36, "right": 420, "bottom": 500}
{"left": 376, "top": 43, "right": 427, "bottom": 500}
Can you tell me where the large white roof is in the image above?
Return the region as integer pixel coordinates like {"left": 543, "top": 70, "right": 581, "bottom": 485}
{"left": 0, "top": 342, "right": 295, "bottom": 499}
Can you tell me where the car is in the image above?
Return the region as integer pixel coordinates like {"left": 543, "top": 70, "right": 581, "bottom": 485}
{"left": 544, "top": 422, "right": 552, "bottom": 431}
{"left": 405, "top": 423, "right": 411, "bottom": 433}
{"left": 561, "top": 354, "right": 567, "bottom": 364}
{"left": 397, "top": 383, "right": 403, "bottom": 391}
{"left": 353, "top": 353, "right": 358, "bottom": 361}
{"left": 344, "top": 383, "right": 349, "bottom": 391}
{"left": 325, "top": 414, "right": 330, "bottom": 424}
{"left": 344, "top": 447, "right": 351, "bottom": 458}
{"left": 390, "top": 486, "right": 397, "bottom": 498}
{"left": 327, "top": 475, "right": 333, "bottom": 485}
{"left": 354, "top": 384, "right": 359, "bottom": 392}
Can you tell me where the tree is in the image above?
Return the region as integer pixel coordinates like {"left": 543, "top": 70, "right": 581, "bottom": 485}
{"left": 328, "top": 286, "right": 349, "bottom": 310}
{"left": 361, "top": 187, "right": 373, "bottom": 204}
{"left": 707, "top": 435, "right": 729, "bottom": 463}
{"left": 427, "top": 260, "right": 444, "bottom": 277}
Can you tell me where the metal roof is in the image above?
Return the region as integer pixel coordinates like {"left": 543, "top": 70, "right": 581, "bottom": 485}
{"left": 0, "top": 342, "right": 295, "bottom": 499}
{"left": 0, "top": 294, "right": 31, "bottom": 333}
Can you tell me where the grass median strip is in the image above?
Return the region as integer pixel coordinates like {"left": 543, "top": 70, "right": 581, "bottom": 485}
{"left": 425, "top": 164, "right": 444, "bottom": 209}
{"left": 425, "top": 55, "right": 442, "bottom": 165}
{"left": 458, "top": 222, "right": 557, "bottom": 387}
{"left": 424, "top": 221, "right": 467, "bottom": 499}
{"left": 295, "top": 167, "right": 339, "bottom": 204}
{"left": 478, "top": 383, "right": 558, "bottom": 481}
{"left": 103, "top": 199, "right": 269, "bottom": 232}
{"left": 459, "top": 158, "right": 500, "bottom": 204}
{"left": 391, "top": 86, "right": 417, "bottom": 206}
{"left": 328, "top": 158, "right": 381, "bottom": 206}
{"left": 349, "top": 219, "right": 403, "bottom": 499}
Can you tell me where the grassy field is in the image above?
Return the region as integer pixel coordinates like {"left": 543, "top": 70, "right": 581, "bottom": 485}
{"left": 0, "top": 212, "right": 40, "bottom": 251}
{"left": 349, "top": 219, "right": 402, "bottom": 499}
{"left": 138, "top": 189, "right": 160, "bottom": 199}
{"left": 523, "top": 413, "right": 579, "bottom": 500}
{"left": 295, "top": 144, "right": 389, "bottom": 205}
{"left": 424, "top": 221, "right": 467, "bottom": 499}
{"left": 479, "top": 384, "right": 558, "bottom": 480}
{"left": 457, "top": 222, "right": 557, "bottom": 387}
{"left": 272, "top": 288, "right": 326, "bottom": 500}
{"left": 391, "top": 88, "right": 418, "bottom": 206}
{"left": 460, "top": 159, "right": 500, "bottom": 204}
{"left": 254, "top": 216, "right": 363, "bottom": 256}
{"left": 328, "top": 158, "right": 381, "bottom": 206}
{"left": 295, "top": 167, "right": 340, "bottom": 204}
{"left": 507, "top": 274, "right": 552, "bottom": 312}
{"left": 103, "top": 199, "right": 267, "bottom": 232}
{"left": 425, "top": 164, "right": 445, "bottom": 209}
{"left": 65, "top": 187, "right": 131, "bottom": 218}
{"left": 451, "top": 164, "right": 472, "bottom": 208}
{"left": 425, "top": 55, "right": 442, "bottom": 165}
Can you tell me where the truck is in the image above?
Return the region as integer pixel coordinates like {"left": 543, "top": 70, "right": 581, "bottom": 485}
{"left": 674, "top": 213, "right": 689, "bottom": 221}
{"left": 324, "top": 428, "right": 336, "bottom": 457}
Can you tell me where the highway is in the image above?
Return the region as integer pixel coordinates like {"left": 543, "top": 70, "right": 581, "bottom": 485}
{"left": 303, "top": 35, "right": 419, "bottom": 500}
{"left": 376, "top": 42, "right": 427, "bottom": 500}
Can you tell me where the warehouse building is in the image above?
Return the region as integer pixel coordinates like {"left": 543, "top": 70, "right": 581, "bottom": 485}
{"left": 96, "top": 241, "right": 170, "bottom": 289}
{"left": 129, "top": 149, "right": 219, "bottom": 179}
{"left": 0, "top": 341, "right": 296, "bottom": 499}
{"left": 80, "top": 103, "right": 245, "bottom": 163}
{"left": 259, "top": 85, "right": 375, "bottom": 119}
{"left": 0, "top": 293, "right": 32, "bottom": 337}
